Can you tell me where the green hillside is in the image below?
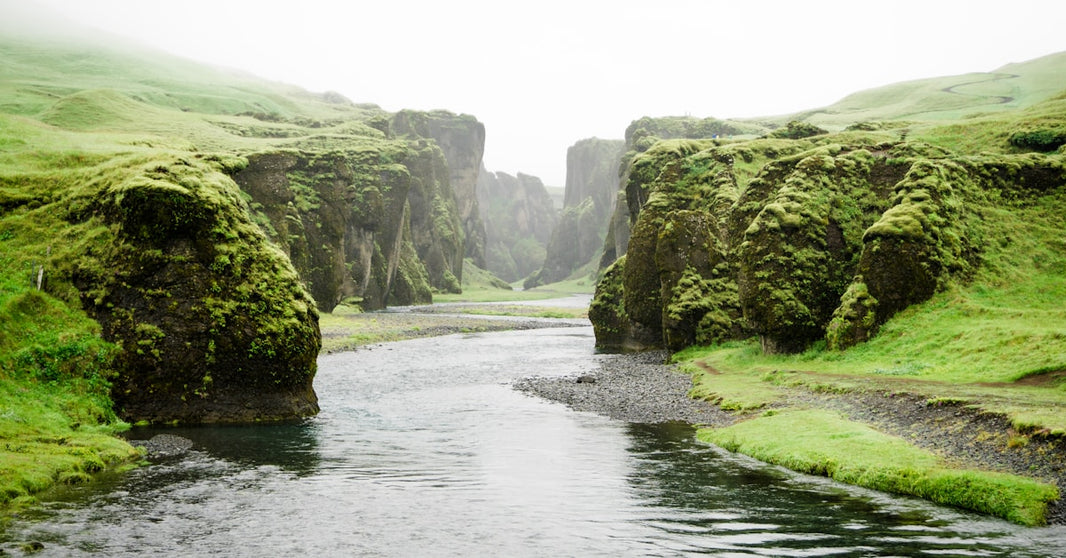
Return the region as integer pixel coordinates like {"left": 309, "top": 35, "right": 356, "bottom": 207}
{"left": 753, "top": 51, "right": 1066, "bottom": 129}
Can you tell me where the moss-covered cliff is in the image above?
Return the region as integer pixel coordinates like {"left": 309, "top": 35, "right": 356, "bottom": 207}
{"left": 0, "top": 31, "right": 485, "bottom": 435}
{"left": 391, "top": 109, "right": 486, "bottom": 273}
{"left": 592, "top": 125, "right": 1066, "bottom": 353}
{"left": 230, "top": 110, "right": 483, "bottom": 311}
{"left": 3, "top": 149, "right": 320, "bottom": 423}
{"left": 600, "top": 117, "right": 769, "bottom": 269}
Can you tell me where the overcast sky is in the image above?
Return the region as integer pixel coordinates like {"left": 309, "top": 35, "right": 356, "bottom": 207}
{"left": 13, "top": 0, "right": 1066, "bottom": 186}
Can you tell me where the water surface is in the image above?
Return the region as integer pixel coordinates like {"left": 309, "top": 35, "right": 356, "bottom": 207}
{"left": 3, "top": 325, "right": 1064, "bottom": 556}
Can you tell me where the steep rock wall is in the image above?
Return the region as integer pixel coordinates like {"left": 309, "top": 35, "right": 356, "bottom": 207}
{"left": 590, "top": 135, "right": 1065, "bottom": 354}
{"left": 477, "top": 167, "right": 557, "bottom": 282}
{"left": 526, "top": 137, "right": 624, "bottom": 287}
{"left": 234, "top": 143, "right": 432, "bottom": 311}
{"left": 391, "top": 109, "right": 487, "bottom": 270}
{"left": 600, "top": 116, "right": 769, "bottom": 269}
{"left": 235, "top": 120, "right": 470, "bottom": 310}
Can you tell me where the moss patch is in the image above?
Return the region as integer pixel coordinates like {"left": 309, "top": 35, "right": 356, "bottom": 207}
{"left": 698, "top": 409, "right": 1059, "bottom": 526}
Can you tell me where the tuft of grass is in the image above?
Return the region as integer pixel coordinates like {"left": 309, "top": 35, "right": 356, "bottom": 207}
{"left": 698, "top": 409, "right": 1059, "bottom": 525}
{"left": 0, "top": 289, "right": 140, "bottom": 511}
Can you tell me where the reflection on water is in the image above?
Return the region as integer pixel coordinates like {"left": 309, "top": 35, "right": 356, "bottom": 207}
{"left": 126, "top": 421, "right": 322, "bottom": 475}
{"left": 2, "top": 326, "right": 1064, "bottom": 556}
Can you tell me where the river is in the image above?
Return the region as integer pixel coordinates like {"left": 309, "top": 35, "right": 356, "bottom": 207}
{"left": 3, "top": 306, "right": 1065, "bottom": 556}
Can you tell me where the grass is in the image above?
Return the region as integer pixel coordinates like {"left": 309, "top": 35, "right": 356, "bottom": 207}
{"left": 771, "top": 51, "right": 1066, "bottom": 130}
{"left": 683, "top": 360, "right": 785, "bottom": 411}
{"left": 698, "top": 409, "right": 1059, "bottom": 526}
{"left": 0, "top": 287, "right": 141, "bottom": 511}
{"left": 675, "top": 239, "right": 1066, "bottom": 524}
{"left": 436, "top": 274, "right": 595, "bottom": 304}
{"left": 318, "top": 306, "right": 584, "bottom": 353}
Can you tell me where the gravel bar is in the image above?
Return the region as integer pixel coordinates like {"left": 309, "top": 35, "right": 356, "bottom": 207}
{"left": 513, "top": 351, "right": 733, "bottom": 426}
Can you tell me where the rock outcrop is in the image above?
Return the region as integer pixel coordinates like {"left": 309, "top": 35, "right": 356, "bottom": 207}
{"left": 235, "top": 111, "right": 484, "bottom": 311}
{"left": 54, "top": 154, "right": 321, "bottom": 423}
{"left": 590, "top": 135, "right": 1065, "bottom": 354}
{"left": 391, "top": 109, "right": 487, "bottom": 270}
{"left": 477, "top": 167, "right": 558, "bottom": 282}
{"left": 600, "top": 116, "right": 769, "bottom": 269}
{"left": 525, "top": 138, "right": 624, "bottom": 287}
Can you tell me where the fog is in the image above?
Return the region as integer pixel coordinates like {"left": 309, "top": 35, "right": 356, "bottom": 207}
{"left": 7, "top": 0, "right": 1066, "bottom": 186}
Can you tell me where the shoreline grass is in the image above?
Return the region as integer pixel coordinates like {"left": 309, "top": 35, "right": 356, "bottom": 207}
{"left": 674, "top": 265, "right": 1066, "bottom": 525}
{"left": 698, "top": 409, "right": 1059, "bottom": 526}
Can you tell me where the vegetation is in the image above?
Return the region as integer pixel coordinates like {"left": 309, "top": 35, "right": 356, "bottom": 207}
{"left": 0, "top": 288, "right": 140, "bottom": 510}
{"left": 0, "top": 27, "right": 471, "bottom": 510}
{"left": 594, "top": 51, "right": 1066, "bottom": 523}
{"left": 762, "top": 52, "right": 1066, "bottom": 129}
{"left": 699, "top": 409, "right": 1058, "bottom": 526}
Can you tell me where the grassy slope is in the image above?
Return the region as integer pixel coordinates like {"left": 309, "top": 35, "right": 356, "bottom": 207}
{"left": 753, "top": 51, "right": 1066, "bottom": 129}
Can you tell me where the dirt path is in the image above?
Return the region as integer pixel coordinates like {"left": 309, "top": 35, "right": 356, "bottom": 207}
{"left": 940, "top": 72, "right": 1020, "bottom": 105}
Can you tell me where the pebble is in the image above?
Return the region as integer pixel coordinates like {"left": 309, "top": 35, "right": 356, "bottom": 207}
{"left": 513, "top": 351, "right": 732, "bottom": 426}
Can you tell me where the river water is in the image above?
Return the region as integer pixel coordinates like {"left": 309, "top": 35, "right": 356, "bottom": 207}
{"left": 3, "top": 310, "right": 1066, "bottom": 556}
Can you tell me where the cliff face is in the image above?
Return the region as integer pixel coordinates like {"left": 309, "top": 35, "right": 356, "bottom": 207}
{"left": 235, "top": 112, "right": 481, "bottom": 311}
{"left": 233, "top": 144, "right": 429, "bottom": 311}
{"left": 477, "top": 167, "right": 557, "bottom": 282}
{"left": 525, "top": 138, "right": 624, "bottom": 287}
{"left": 589, "top": 135, "right": 1065, "bottom": 354}
{"left": 391, "top": 109, "right": 487, "bottom": 269}
{"left": 600, "top": 117, "right": 769, "bottom": 268}
{"left": 46, "top": 154, "right": 321, "bottom": 423}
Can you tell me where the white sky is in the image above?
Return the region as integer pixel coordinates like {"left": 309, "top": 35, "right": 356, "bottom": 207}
{"left": 11, "top": 0, "right": 1066, "bottom": 186}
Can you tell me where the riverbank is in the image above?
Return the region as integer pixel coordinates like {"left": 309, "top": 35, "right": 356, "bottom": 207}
{"left": 319, "top": 306, "right": 588, "bottom": 353}
{"left": 514, "top": 353, "right": 1066, "bottom": 526}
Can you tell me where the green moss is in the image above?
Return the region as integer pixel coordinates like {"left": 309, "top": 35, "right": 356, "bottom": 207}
{"left": 698, "top": 409, "right": 1059, "bottom": 525}
{"left": 589, "top": 256, "right": 628, "bottom": 348}
{"left": 767, "top": 120, "right": 828, "bottom": 140}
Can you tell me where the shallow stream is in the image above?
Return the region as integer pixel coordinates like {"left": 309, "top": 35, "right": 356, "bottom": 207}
{"left": 3, "top": 308, "right": 1065, "bottom": 556}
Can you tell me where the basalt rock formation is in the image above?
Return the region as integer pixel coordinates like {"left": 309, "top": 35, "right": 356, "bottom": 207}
{"left": 477, "top": 167, "right": 558, "bottom": 282}
{"left": 525, "top": 138, "right": 624, "bottom": 287}
{"left": 391, "top": 109, "right": 488, "bottom": 269}
{"left": 590, "top": 134, "right": 1065, "bottom": 353}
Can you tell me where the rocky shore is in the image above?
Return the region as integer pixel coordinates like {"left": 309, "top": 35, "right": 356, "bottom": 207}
{"left": 514, "top": 351, "right": 733, "bottom": 426}
{"left": 514, "top": 351, "right": 1066, "bottom": 525}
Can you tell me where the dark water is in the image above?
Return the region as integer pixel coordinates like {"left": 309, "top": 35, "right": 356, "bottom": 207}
{"left": 3, "top": 324, "right": 1066, "bottom": 556}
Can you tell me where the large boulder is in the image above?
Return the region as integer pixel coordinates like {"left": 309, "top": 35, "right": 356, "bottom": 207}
{"left": 61, "top": 154, "right": 320, "bottom": 423}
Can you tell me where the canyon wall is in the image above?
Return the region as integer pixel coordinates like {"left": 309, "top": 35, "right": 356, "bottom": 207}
{"left": 477, "top": 167, "right": 557, "bottom": 282}
{"left": 524, "top": 137, "right": 624, "bottom": 287}
{"left": 589, "top": 133, "right": 1065, "bottom": 353}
